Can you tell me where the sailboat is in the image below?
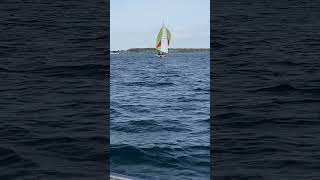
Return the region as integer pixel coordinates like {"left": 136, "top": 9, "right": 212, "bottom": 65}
{"left": 156, "top": 22, "right": 171, "bottom": 58}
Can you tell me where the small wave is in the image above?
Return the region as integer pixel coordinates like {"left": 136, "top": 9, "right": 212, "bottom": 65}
{"left": 155, "top": 82, "right": 175, "bottom": 86}
{"left": 299, "top": 88, "right": 320, "bottom": 95}
{"left": 112, "top": 120, "right": 160, "bottom": 133}
{"left": 124, "top": 81, "right": 175, "bottom": 88}
{"left": 214, "top": 112, "right": 245, "bottom": 119}
{"left": 0, "top": 67, "right": 26, "bottom": 73}
{"left": 31, "top": 64, "right": 107, "bottom": 78}
{"left": 270, "top": 60, "right": 307, "bottom": 66}
{"left": 199, "top": 118, "right": 210, "bottom": 123}
{"left": 194, "top": 87, "right": 210, "bottom": 92}
{"left": 177, "top": 96, "right": 208, "bottom": 103}
{"left": 250, "top": 84, "right": 296, "bottom": 93}
{"left": 0, "top": 67, "right": 10, "bottom": 72}
{"left": 111, "top": 144, "right": 209, "bottom": 169}
{"left": 127, "top": 120, "right": 158, "bottom": 126}
{"left": 273, "top": 99, "right": 320, "bottom": 105}
{"left": 22, "top": 136, "right": 79, "bottom": 146}
{"left": 117, "top": 104, "right": 151, "bottom": 114}
{"left": 0, "top": 147, "right": 37, "bottom": 168}
{"left": 21, "top": 136, "right": 108, "bottom": 162}
{"left": 213, "top": 174, "right": 264, "bottom": 180}
{"left": 112, "top": 120, "right": 189, "bottom": 133}
{"left": 299, "top": 38, "right": 320, "bottom": 46}
{"left": 0, "top": 126, "right": 32, "bottom": 140}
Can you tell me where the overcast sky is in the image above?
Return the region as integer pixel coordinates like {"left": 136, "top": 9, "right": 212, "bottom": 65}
{"left": 111, "top": 0, "right": 210, "bottom": 50}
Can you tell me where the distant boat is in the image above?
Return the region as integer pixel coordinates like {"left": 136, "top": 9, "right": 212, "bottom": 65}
{"left": 110, "top": 50, "right": 120, "bottom": 55}
{"left": 110, "top": 174, "right": 132, "bottom": 180}
{"left": 111, "top": 173, "right": 141, "bottom": 180}
{"left": 156, "top": 22, "right": 171, "bottom": 58}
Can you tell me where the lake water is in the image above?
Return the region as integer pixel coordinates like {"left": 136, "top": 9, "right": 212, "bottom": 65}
{"left": 212, "top": 0, "right": 320, "bottom": 179}
{"left": 111, "top": 52, "right": 210, "bottom": 180}
{"left": 0, "top": 1, "right": 108, "bottom": 179}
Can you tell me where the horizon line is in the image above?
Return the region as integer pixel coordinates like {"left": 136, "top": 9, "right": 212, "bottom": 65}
{"left": 110, "top": 47, "right": 210, "bottom": 51}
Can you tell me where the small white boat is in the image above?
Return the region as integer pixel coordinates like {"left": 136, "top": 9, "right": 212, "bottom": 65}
{"left": 110, "top": 173, "right": 140, "bottom": 180}
{"left": 110, "top": 175, "right": 132, "bottom": 180}
{"left": 156, "top": 53, "right": 166, "bottom": 58}
{"left": 110, "top": 51, "right": 120, "bottom": 55}
{"left": 155, "top": 22, "right": 171, "bottom": 58}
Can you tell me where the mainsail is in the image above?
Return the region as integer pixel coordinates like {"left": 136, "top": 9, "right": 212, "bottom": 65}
{"left": 156, "top": 23, "right": 171, "bottom": 53}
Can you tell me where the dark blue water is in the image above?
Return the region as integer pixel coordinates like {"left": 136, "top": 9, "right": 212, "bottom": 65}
{"left": 111, "top": 52, "right": 210, "bottom": 179}
{"left": 0, "top": 1, "right": 108, "bottom": 179}
{"left": 212, "top": 0, "right": 320, "bottom": 179}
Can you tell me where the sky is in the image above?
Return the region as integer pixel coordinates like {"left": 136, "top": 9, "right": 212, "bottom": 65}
{"left": 111, "top": 0, "right": 210, "bottom": 50}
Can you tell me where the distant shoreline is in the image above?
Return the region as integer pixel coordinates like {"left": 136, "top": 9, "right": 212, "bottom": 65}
{"left": 110, "top": 48, "right": 210, "bottom": 53}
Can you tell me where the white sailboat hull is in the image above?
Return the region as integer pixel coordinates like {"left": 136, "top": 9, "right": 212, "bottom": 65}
{"left": 156, "top": 54, "right": 166, "bottom": 58}
{"left": 160, "top": 39, "right": 168, "bottom": 53}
